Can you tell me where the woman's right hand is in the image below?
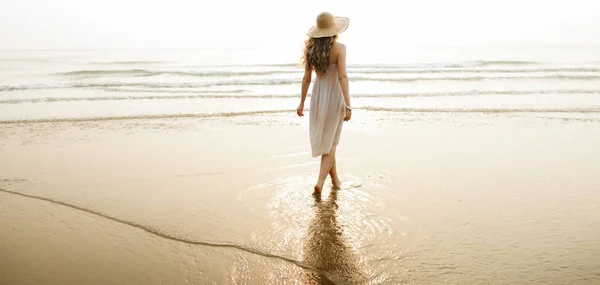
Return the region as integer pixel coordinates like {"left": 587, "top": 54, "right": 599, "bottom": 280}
{"left": 296, "top": 103, "right": 304, "bottom": 117}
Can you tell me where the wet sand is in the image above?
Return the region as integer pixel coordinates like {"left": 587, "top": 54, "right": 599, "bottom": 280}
{"left": 1, "top": 112, "right": 600, "bottom": 284}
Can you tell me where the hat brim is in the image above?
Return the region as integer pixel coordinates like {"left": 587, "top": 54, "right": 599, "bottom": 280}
{"left": 306, "top": 17, "right": 349, "bottom": 38}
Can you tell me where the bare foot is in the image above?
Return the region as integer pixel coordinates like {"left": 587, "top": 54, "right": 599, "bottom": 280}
{"left": 332, "top": 177, "right": 341, "bottom": 189}
{"left": 313, "top": 183, "right": 323, "bottom": 195}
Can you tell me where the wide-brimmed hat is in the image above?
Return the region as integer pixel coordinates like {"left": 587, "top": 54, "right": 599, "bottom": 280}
{"left": 306, "top": 12, "right": 349, "bottom": 38}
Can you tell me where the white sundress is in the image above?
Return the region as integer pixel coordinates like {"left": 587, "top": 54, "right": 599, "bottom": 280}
{"left": 309, "top": 64, "right": 345, "bottom": 157}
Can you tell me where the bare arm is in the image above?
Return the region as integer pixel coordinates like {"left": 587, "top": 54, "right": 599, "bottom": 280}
{"left": 336, "top": 44, "right": 351, "bottom": 108}
{"left": 297, "top": 63, "right": 312, "bottom": 117}
{"left": 300, "top": 64, "right": 312, "bottom": 105}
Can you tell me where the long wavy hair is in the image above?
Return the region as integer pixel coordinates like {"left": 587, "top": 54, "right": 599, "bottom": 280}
{"left": 303, "top": 35, "right": 337, "bottom": 76}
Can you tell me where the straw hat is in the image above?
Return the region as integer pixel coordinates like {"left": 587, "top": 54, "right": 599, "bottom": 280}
{"left": 306, "top": 12, "right": 349, "bottom": 38}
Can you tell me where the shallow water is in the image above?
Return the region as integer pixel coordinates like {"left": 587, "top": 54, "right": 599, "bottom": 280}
{"left": 1, "top": 115, "right": 600, "bottom": 284}
{"left": 1, "top": 47, "right": 600, "bottom": 284}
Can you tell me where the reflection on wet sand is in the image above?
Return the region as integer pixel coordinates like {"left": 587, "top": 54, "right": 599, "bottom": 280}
{"left": 302, "top": 189, "right": 365, "bottom": 284}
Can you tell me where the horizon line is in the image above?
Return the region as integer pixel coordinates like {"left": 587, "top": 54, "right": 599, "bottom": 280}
{"left": 1, "top": 44, "right": 600, "bottom": 52}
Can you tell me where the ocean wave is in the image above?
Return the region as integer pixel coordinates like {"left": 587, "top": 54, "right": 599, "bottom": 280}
{"left": 102, "top": 88, "right": 248, "bottom": 94}
{"left": 473, "top": 60, "right": 539, "bottom": 66}
{"left": 57, "top": 69, "right": 155, "bottom": 76}
{"left": 0, "top": 80, "right": 295, "bottom": 92}
{"left": 54, "top": 67, "right": 600, "bottom": 78}
{"left": 99, "top": 89, "right": 600, "bottom": 97}
{"left": 2, "top": 89, "right": 599, "bottom": 104}
{"left": 0, "top": 95, "right": 294, "bottom": 104}
{"left": 89, "top": 61, "right": 169, "bottom": 65}
{"left": 2, "top": 107, "right": 599, "bottom": 125}
{"left": 351, "top": 67, "right": 600, "bottom": 74}
{"left": 346, "top": 61, "right": 541, "bottom": 68}
{"left": 0, "top": 94, "right": 296, "bottom": 104}
{"left": 55, "top": 69, "right": 301, "bottom": 77}
{"left": 0, "top": 82, "right": 208, "bottom": 91}
{"left": 175, "top": 74, "right": 600, "bottom": 86}
{"left": 3, "top": 73, "right": 600, "bottom": 92}
{"left": 348, "top": 74, "right": 600, "bottom": 83}
{"left": 360, "top": 106, "right": 600, "bottom": 113}
{"left": 0, "top": 110, "right": 294, "bottom": 124}
{"left": 535, "top": 116, "right": 600, "bottom": 123}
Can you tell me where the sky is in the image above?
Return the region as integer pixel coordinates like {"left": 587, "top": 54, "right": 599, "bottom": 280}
{"left": 0, "top": 0, "right": 599, "bottom": 50}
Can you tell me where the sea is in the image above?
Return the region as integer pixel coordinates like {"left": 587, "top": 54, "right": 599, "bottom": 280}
{"left": 1, "top": 45, "right": 599, "bottom": 124}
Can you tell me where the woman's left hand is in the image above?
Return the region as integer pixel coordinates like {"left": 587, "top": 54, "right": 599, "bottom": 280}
{"left": 344, "top": 109, "right": 352, "bottom": 121}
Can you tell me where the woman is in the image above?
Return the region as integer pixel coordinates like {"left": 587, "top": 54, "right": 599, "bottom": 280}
{"left": 296, "top": 12, "right": 352, "bottom": 195}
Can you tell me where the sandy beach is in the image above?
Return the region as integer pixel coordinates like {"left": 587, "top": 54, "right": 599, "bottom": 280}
{"left": 1, "top": 45, "right": 600, "bottom": 284}
{"left": 2, "top": 109, "right": 600, "bottom": 284}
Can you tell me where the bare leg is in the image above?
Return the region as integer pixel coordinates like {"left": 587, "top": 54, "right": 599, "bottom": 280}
{"left": 329, "top": 146, "right": 341, "bottom": 188}
{"left": 314, "top": 145, "right": 338, "bottom": 194}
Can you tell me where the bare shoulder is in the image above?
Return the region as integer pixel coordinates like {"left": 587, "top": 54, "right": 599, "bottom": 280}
{"left": 333, "top": 42, "right": 346, "bottom": 64}
{"left": 335, "top": 42, "right": 347, "bottom": 53}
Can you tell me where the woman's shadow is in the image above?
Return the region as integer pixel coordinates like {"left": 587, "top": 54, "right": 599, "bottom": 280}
{"left": 301, "top": 189, "right": 365, "bottom": 284}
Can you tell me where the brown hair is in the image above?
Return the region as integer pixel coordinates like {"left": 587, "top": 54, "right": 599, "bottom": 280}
{"left": 302, "top": 35, "right": 337, "bottom": 76}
